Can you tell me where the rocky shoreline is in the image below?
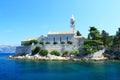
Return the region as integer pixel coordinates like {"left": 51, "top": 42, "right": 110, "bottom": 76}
{"left": 8, "top": 53, "right": 108, "bottom": 62}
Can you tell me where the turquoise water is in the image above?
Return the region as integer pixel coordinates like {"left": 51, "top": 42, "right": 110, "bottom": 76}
{"left": 0, "top": 53, "right": 120, "bottom": 80}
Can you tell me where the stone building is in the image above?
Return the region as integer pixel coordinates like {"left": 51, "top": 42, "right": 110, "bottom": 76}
{"left": 16, "top": 15, "right": 84, "bottom": 55}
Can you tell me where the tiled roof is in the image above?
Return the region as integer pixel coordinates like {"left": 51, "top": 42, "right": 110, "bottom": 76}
{"left": 48, "top": 32, "right": 74, "bottom": 35}
{"left": 23, "top": 38, "right": 38, "bottom": 41}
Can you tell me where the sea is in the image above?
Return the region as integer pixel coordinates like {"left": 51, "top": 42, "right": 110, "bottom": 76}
{"left": 0, "top": 53, "right": 120, "bottom": 80}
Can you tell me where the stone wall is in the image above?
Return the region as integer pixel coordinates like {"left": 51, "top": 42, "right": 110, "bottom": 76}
{"left": 15, "top": 46, "right": 32, "bottom": 56}
{"left": 16, "top": 44, "right": 83, "bottom": 56}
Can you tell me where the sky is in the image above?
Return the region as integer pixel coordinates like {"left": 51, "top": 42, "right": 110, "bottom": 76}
{"left": 0, "top": 0, "right": 120, "bottom": 45}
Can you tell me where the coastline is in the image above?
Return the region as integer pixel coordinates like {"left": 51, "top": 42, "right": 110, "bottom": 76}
{"left": 8, "top": 54, "right": 108, "bottom": 62}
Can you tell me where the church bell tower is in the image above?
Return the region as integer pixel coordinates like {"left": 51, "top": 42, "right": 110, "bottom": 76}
{"left": 70, "top": 15, "right": 75, "bottom": 33}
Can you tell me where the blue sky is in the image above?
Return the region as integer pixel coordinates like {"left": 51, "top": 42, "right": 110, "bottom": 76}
{"left": 0, "top": 0, "right": 120, "bottom": 45}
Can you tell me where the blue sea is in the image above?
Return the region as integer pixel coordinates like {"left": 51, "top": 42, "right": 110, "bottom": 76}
{"left": 0, "top": 53, "right": 120, "bottom": 80}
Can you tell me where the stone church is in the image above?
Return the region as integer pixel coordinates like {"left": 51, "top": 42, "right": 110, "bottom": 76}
{"left": 16, "top": 15, "right": 84, "bottom": 55}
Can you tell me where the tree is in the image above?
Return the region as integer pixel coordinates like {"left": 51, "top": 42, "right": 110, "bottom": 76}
{"left": 39, "top": 42, "right": 44, "bottom": 45}
{"left": 45, "top": 42, "right": 50, "bottom": 44}
{"left": 83, "top": 27, "right": 103, "bottom": 54}
{"left": 76, "top": 30, "right": 82, "bottom": 36}
{"left": 32, "top": 46, "right": 41, "bottom": 55}
{"left": 101, "top": 30, "right": 113, "bottom": 47}
{"left": 112, "top": 28, "right": 120, "bottom": 49}
{"left": 39, "top": 49, "right": 48, "bottom": 56}
{"left": 50, "top": 50, "right": 60, "bottom": 56}
{"left": 62, "top": 51, "right": 69, "bottom": 57}
{"left": 53, "top": 41, "right": 58, "bottom": 45}
{"left": 88, "top": 27, "right": 102, "bottom": 40}
{"left": 71, "top": 50, "right": 79, "bottom": 55}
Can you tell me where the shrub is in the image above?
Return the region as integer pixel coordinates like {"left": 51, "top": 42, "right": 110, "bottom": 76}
{"left": 53, "top": 41, "right": 58, "bottom": 45}
{"left": 30, "top": 40, "right": 38, "bottom": 44}
{"left": 67, "top": 41, "right": 73, "bottom": 44}
{"left": 39, "top": 49, "right": 48, "bottom": 56}
{"left": 62, "top": 51, "right": 69, "bottom": 57}
{"left": 46, "top": 42, "right": 50, "bottom": 44}
{"left": 21, "top": 41, "right": 31, "bottom": 46}
{"left": 21, "top": 39, "right": 38, "bottom": 46}
{"left": 39, "top": 42, "right": 44, "bottom": 45}
{"left": 61, "top": 41, "right": 65, "bottom": 44}
{"left": 32, "top": 46, "right": 41, "bottom": 55}
{"left": 50, "top": 50, "right": 60, "bottom": 56}
{"left": 71, "top": 50, "right": 79, "bottom": 55}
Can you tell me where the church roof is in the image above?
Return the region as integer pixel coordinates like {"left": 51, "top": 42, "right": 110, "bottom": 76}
{"left": 48, "top": 32, "right": 74, "bottom": 35}
{"left": 23, "top": 38, "right": 38, "bottom": 41}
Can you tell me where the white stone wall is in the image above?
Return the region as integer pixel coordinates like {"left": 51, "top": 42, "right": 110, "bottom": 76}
{"left": 15, "top": 46, "right": 32, "bottom": 55}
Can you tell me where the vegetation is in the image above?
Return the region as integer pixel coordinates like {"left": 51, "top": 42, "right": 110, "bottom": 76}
{"left": 101, "top": 30, "right": 113, "bottom": 47}
{"left": 39, "top": 49, "right": 48, "bottom": 56}
{"left": 21, "top": 39, "right": 38, "bottom": 46}
{"left": 39, "top": 42, "right": 44, "bottom": 45}
{"left": 50, "top": 50, "right": 60, "bottom": 56}
{"left": 45, "top": 42, "right": 50, "bottom": 44}
{"left": 32, "top": 46, "right": 41, "bottom": 55}
{"left": 67, "top": 41, "right": 73, "bottom": 44}
{"left": 112, "top": 28, "right": 120, "bottom": 49}
{"left": 53, "top": 41, "right": 58, "bottom": 45}
{"left": 76, "top": 30, "right": 82, "bottom": 36}
{"left": 62, "top": 51, "right": 69, "bottom": 57}
{"left": 71, "top": 50, "right": 79, "bottom": 55}
{"left": 61, "top": 41, "right": 65, "bottom": 44}
{"left": 83, "top": 27, "right": 103, "bottom": 54}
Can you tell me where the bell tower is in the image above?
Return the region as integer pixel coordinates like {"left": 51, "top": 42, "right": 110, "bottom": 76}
{"left": 70, "top": 15, "right": 75, "bottom": 33}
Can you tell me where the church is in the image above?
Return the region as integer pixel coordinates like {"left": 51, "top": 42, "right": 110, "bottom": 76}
{"left": 16, "top": 15, "right": 84, "bottom": 55}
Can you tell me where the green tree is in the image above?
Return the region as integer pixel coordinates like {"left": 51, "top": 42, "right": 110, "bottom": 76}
{"left": 30, "top": 40, "right": 38, "bottom": 44}
{"left": 71, "top": 50, "right": 79, "bottom": 55}
{"left": 61, "top": 41, "right": 65, "bottom": 44}
{"left": 101, "top": 30, "right": 113, "bottom": 47}
{"left": 76, "top": 30, "right": 82, "bottom": 36}
{"left": 112, "top": 28, "right": 120, "bottom": 49}
{"left": 62, "top": 51, "right": 69, "bottom": 57}
{"left": 45, "top": 42, "right": 50, "bottom": 44}
{"left": 21, "top": 41, "right": 31, "bottom": 46}
{"left": 39, "top": 42, "right": 44, "bottom": 45}
{"left": 83, "top": 27, "right": 103, "bottom": 54}
{"left": 50, "top": 50, "right": 60, "bottom": 56}
{"left": 53, "top": 41, "right": 58, "bottom": 45}
{"left": 32, "top": 46, "right": 41, "bottom": 55}
{"left": 39, "top": 49, "right": 48, "bottom": 56}
{"left": 88, "top": 27, "right": 102, "bottom": 40}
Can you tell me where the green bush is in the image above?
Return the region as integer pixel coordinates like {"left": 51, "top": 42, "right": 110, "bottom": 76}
{"left": 30, "top": 40, "right": 38, "bottom": 44}
{"left": 67, "top": 41, "right": 72, "bottom": 44}
{"left": 21, "top": 41, "right": 31, "bottom": 46}
{"left": 50, "top": 50, "right": 60, "bottom": 56}
{"left": 21, "top": 39, "right": 38, "bottom": 46}
{"left": 46, "top": 42, "right": 50, "bottom": 44}
{"left": 32, "top": 46, "right": 41, "bottom": 55}
{"left": 53, "top": 41, "right": 58, "bottom": 45}
{"left": 39, "top": 49, "right": 48, "bottom": 56}
{"left": 62, "top": 51, "right": 69, "bottom": 57}
{"left": 61, "top": 41, "right": 65, "bottom": 44}
{"left": 71, "top": 50, "right": 79, "bottom": 55}
{"left": 39, "top": 42, "right": 44, "bottom": 45}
